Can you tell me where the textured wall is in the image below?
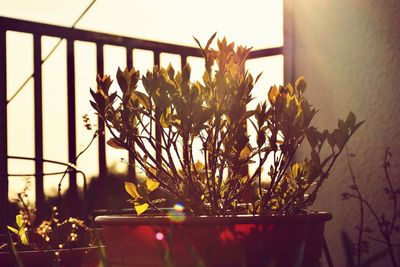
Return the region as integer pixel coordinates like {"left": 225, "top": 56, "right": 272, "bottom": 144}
{"left": 290, "top": 0, "right": 400, "bottom": 266}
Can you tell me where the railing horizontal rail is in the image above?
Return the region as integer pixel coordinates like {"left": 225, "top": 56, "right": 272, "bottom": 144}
{"left": 0, "top": 16, "right": 282, "bottom": 59}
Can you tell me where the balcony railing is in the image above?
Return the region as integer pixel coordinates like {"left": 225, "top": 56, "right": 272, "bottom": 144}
{"left": 0, "top": 16, "right": 283, "bottom": 223}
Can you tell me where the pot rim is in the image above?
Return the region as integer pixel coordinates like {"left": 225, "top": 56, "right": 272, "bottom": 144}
{"left": 95, "top": 211, "right": 332, "bottom": 225}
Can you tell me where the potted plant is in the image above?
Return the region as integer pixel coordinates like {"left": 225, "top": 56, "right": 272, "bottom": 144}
{"left": 0, "top": 191, "right": 100, "bottom": 267}
{"left": 92, "top": 35, "right": 363, "bottom": 266}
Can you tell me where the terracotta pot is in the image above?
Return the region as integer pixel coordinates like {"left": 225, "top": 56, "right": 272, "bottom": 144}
{"left": 95, "top": 212, "right": 332, "bottom": 267}
{"left": 0, "top": 246, "right": 100, "bottom": 267}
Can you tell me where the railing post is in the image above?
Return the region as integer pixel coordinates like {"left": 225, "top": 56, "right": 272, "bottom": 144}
{"left": 33, "top": 34, "right": 45, "bottom": 221}
{"left": 153, "top": 51, "right": 162, "bottom": 168}
{"left": 126, "top": 47, "right": 136, "bottom": 182}
{"left": 96, "top": 44, "right": 106, "bottom": 180}
{"left": 181, "top": 54, "right": 187, "bottom": 69}
{"left": 67, "top": 38, "right": 78, "bottom": 215}
{"left": 0, "top": 29, "right": 9, "bottom": 231}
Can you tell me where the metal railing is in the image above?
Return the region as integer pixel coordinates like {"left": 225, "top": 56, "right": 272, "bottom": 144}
{"left": 0, "top": 16, "right": 283, "bottom": 223}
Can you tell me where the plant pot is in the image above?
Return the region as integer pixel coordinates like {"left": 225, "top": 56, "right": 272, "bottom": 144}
{"left": 95, "top": 212, "right": 332, "bottom": 267}
{"left": 0, "top": 246, "right": 100, "bottom": 267}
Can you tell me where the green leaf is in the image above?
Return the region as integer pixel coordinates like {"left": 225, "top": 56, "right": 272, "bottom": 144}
{"left": 142, "top": 75, "right": 150, "bottom": 91}
{"left": 89, "top": 100, "right": 98, "bottom": 113}
{"left": 182, "top": 63, "right": 191, "bottom": 83}
{"left": 128, "top": 68, "right": 140, "bottom": 91}
{"left": 193, "top": 36, "right": 206, "bottom": 59}
{"left": 116, "top": 67, "right": 128, "bottom": 93}
{"left": 254, "top": 72, "right": 263, "bottom": 84}
{"left": 240, "top": 110, "right": 256, "bottom": 122}
{"left": 167, "top": 63, "right": 175, "bottom": 80}
{"left": 205, "top": 32, "right": 217, "bottom": 51}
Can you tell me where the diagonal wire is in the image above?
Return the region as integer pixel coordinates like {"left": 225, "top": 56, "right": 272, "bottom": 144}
{"left": 6, "top": 0, "right": 97, "bottom": 104}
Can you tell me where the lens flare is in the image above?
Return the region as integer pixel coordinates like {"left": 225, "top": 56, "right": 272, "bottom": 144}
{"left": 155, "top": 232, "right": 164, "bottom": 241}
{"left": 167, "top": 203, "right": 186, "bottom": 222}
{"left": 173, "top": 203, "right": 184, "bottom": 212}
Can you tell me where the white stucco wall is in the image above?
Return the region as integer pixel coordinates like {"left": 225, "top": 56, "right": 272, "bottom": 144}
{"left": 289, "top": 0, "right": 400, "bottom": 266}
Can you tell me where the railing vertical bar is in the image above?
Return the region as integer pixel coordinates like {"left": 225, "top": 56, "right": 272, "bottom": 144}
{"left": 33, "top": 34, "right": 44, "bottom": 220}
{"left": 66, "top": 38, "right": 78, "bottom": 214}
{"left": 154, "top": 50, "right": 160, "bottom": 71}
{"left": 181, "top": 54, "right": 187, "bottom": 69}
{"left": 153, "top": 50, "right": 162, "bottom": 167}
{"left": 96, "top": 43, "right": 106, "bottom": 179}
{"left": 126, "top": 47, "right": 133, "bottom": 69}
{"left": 0, "top": 29, "right": 9, "bottom": 230}
{"left": 126, "top": 47, "right": 136, "bottom": 182}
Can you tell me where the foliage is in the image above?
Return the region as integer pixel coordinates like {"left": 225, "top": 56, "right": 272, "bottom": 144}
{"left": 90, "top": 34, "right": 363, "bottom": 216}
{"left": 5, "top": 208, "right": 90, "bottom": 251}
{"left": 1, "top": 186, "right": 91, "bottom": 253}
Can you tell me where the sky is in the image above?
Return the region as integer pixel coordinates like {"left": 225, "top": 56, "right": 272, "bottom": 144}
{"left": 0, "top": 0, "right": 284, "bottom": 201}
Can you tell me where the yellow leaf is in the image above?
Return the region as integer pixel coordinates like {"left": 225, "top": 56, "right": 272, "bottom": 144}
{"left": 7, "top": 226, "right": 19, "bottom": 235}
{"left": 125, "top": 182, "right": 140, "bottom": 200}
{"left": 19, "top": 229, "right": 29, "bottom": 245}
{"left": 240, "top": 175, "right": 249, "bottom": 183}
{"left": 146, "top": 166, "right": 157, "bottom": 177}
{"left": 146, "top": 178, "right": 160, "bottom": 192}
{"left": 240, "top": 145, "right": 251, "bottom": 159}
{"left": 134, "top": 203, "right": 149, "bottom": 216}
{"left": 160, "top": 113, "right": 169, "bottom": 128}
{"left": 194, "top": 161, "right": 205, "bottom": 172}
{"left": 286, "top": 83, "right": 294, "bottom": 96}
{"left": 268, "top": 85, "right": 279, "bottom": 105}
{"left": 16, "top": 214, "right": 24, "bottom": 228}
{"left": 295, "top": 76, "right": 307, "bottom": 94}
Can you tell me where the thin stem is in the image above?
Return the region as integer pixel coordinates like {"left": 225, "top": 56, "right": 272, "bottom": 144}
{"left": 104, "top": 116, "right": 179, "bottom": 196}
{"left": 57, "top": 130, "right": 98, "bottom": 199}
